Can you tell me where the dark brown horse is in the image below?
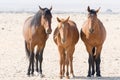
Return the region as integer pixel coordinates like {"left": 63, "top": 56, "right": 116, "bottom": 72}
{"left": 80, "top": 6, "right": 106, "bottom": 77}
{"left": 53, "top": 17, "right": 79, "bottom": 79}
{"left": 23, "top": 6, "right": 52, "bottom": 76}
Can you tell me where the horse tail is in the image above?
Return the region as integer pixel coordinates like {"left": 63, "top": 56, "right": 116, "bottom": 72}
{"left": 92, "top": 47, "right": 96, "bottom": 56}
{"left": 25, "top": 41, "right": 30, "bottom": 58}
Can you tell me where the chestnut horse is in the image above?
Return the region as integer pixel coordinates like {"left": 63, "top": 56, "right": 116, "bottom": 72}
{"left": 23, "top": 6, "right": 52, "bottom": 76}
{"left": 80, "top": 6, "right": 106, "bottom": 77}
{"left": 53, "top": 17, "right": 79, "bottom": 79}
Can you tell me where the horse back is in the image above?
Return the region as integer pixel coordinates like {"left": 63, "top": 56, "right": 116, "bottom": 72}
{"left": 98, "top": 19, "right": 106, "bottom": 42}
{"left": 23, "top": 16, "right": 33, "bottom": 42}
{"left": 53, "top": 27, "right": 59, "bottom": 45}
{"left": 68, "top": 20, "right": 79, "bottom": 45}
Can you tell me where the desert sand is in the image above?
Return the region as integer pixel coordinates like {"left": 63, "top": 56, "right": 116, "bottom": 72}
{"left": 0, "top": 13, "right": 120, "bottom": 80}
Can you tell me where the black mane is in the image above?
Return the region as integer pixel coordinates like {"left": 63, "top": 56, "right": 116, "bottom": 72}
{"left": 89, "top": 9, "right": 96, "bottom": 15}
{"left": 30, "top": 8, "right": 52, "bottom": 27}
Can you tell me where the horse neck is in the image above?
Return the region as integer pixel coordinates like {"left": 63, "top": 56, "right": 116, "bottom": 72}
{"left": 31, "top": 11, "right": 41, "bottom": 27}
{"left": 37, "top": 25, "right": 47, "bottom": 37}
{"left": 64, "top": 23, "right": 69, "bottom": 36}
{"left": 94, "top": 18, "right": 101, "bottom": 32}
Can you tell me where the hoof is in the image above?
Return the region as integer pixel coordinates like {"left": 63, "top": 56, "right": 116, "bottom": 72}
{"left": 39, "top": 74, "right": 45, "bottom": 78}
{"left": 96, "top": 74, "right": 101, "bottom": 77}
{"left": 71, "top": 74, "right": 75, "bottom": 78}
{"left": 87, "top": 74, "right": 91, "bottom": 77}
{"left": 59, "top": 76, "right": 63, "bottom": 79}
{"left": 27, "top": 72, "right": 30, "bottom": 76}
{"left": 34, "top": 72, "right": 39, "bottom": 76}
{"left": 72, "top": 75, "right": 75, "bottom": 78}
{"left": 91, "top": 75, "right": 94, "bottom": 77}
{"left": 66, "top": 76, "right": 70, "bottom": 79}
{"left": 31, "top": 73, "right": 35, "bottom": 76}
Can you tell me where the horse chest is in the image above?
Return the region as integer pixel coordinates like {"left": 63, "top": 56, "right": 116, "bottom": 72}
{"left": 57, "top": 37, "right": 72, "bottom": 49}
{"left": 32, "top": 30, "right": 47, "bottom": 43}
{"left": 85, "top": 34, "right": 102, "bottom": 46}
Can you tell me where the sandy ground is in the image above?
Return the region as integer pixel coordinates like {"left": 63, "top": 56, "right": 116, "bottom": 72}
{"left": 0, "top": 13, "right": 120, "bottom": 80}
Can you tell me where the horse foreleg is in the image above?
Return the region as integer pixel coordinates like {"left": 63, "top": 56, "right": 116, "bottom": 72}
{"left": 95, "top": 55, "right": 101, "bottom": 77}
{"left": 39, "top": 48, "right": 44, "bottom": 76}
{"left": 91, "top": 47, "right": 95, "bottom": 76}
{"left": 31, "top": 52, "right": 34, "bottom": 75}
{"left": 59, "top": 56, "right": 63, "bottom": 79}
{"left": 87, "top": 54, "right": 93, "bottom": 77}
{"left": 66, "top": 53, "right": 69, "bottom": 79}
{"left": 69, "top": 56, "right": 74, "bottom": 77}
{"left": 27, "top": 57, "right": 31, "bottom": 76}
{"left": 91, "top": 55, "right": 95, "bottom": 76}
{"left": 36, "top": 53, "right": 39, "bottom": 72}
{"left": 95, "top": 46, "right": 102, "bottom": 77}
{"left": 58, "top": 46, "right": 64, "bottom": 79}
{"left": 86, "top": 45, "right": 93, "bottom": 77}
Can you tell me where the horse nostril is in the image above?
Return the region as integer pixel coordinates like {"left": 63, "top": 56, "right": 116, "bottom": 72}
{"left": 46, "top": 28, "right": 52, "bottom": 34}
{"left": 61, "top": 38, "right": 65, "bottom": 44}
{"left": 89, "top": 28, "right": 94, "bottom": 33}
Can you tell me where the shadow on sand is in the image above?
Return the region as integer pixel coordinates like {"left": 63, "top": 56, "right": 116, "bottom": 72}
{"left": 70, "top": 76, "right": 120, "bottom": 80}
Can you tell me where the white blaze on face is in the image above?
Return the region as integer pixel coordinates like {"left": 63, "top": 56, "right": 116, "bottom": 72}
{"left": 91, "top": 14, "right": 94, "bottom": 16}
{"left": 62, "top": 24, "right": 64, "bottom": 28}
{"left": 59, "top": 23, "right": 65, "bottom": 44}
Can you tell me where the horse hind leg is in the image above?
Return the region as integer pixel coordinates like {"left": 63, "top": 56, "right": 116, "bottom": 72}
{"left": 95, "top": 55, "right": 101, "bottom": 77}
{"left": 25, "top": 41, "right": 30, "bottom": 58}
{"left": 69, "top": 56, "right": 75, "bottom": 78}
{"left": 62, "top": 53, "right": 65, "bottom": 77}
{"left": 69, "top": 48, "right": 75, "bottom": 78}
{"left": 25, "top": 41, "right": 31, "bottom": 76}
{"left": 27, "top": 52, "right": 34, "bottom": 76}
{"left": 25, "top": 41, "right": 35, "bottom": 76}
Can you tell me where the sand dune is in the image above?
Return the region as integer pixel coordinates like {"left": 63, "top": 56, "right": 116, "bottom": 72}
{"left": 0, "top": 13, "right": 120, "bottom": 80}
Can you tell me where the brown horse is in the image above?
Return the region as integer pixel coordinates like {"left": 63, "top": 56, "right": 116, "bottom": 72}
{"left": 53, "top": 17, "right": 79, "bottom": 79}
{"left": 23, "top": 6, "right": 52, "bottom": 76}
{"left": 80, "top": 6, "right": 106, "bottom": 77}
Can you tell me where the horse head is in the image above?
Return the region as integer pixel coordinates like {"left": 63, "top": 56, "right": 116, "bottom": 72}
{"left": 39, "top": 6, "right": 52, "bottom": 34}
{"left": 57, "top": 16, "right": 70, "bottom": 43}
{"left": 87, "top": 6, "right": 100, "bottom": 33}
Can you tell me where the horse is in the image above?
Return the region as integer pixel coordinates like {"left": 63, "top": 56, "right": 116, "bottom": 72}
{"left": 53, "top": 17, "right": 79, "bottom": 79}
{"left": 80, "top": 6, "right": 106, "bottom": 77}
{"left": 23, "top": 6, "right": 52, "bottom": 76}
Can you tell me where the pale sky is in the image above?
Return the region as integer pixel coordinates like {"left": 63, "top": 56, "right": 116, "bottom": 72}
{"left": 0, "top": 0, "right": 120, "bottom": 12}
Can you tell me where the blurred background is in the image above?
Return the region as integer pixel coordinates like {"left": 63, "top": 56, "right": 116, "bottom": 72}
{"left": 0, "top": 0, "right": 120, "bottom": 13}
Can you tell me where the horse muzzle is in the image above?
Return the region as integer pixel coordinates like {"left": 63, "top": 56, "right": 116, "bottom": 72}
{"left": 89, "top": 28, "right": 94, "bottom": 33}
{"left": 46, "top": 28, "right": 52, "bottom": 34}
{"left": 61, "top": 38, "right": 65, "bottom": 44}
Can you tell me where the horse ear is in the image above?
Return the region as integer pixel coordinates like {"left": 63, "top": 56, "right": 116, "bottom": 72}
{"left": 39, "top": 6, "right": 43, "bottom": 10}
{"left": 96, "top": 7, "right": 101, "bottom": 13}
{"left": 57, "top": 17, "right": 61, "bottom": 22}
{"left": 65, "top": 16, "right": 70, "bottom": 22}
{"left": 49, "top": 6, "right": 52, "bottom": 11}
{"left": 87, "top": 6, "right": 91, "bottom": 12}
